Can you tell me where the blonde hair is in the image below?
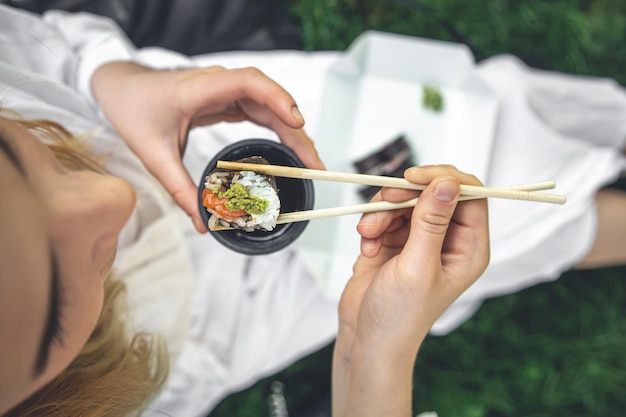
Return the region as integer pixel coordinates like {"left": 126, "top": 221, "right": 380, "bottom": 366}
{"left": 5, "top": 279, "right": 168, "bottom": 417}
{"left": 6, "top": 114, "right": 108, "bottom": 174}
{"left": 1, "top": 112, "right": 169, "bottom": 416}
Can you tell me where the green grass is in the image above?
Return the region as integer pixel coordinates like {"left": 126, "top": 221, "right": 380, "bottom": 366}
{"left": 208, "top": 2, "right": 626, "bottom": 416}
{"left": 290, "top": 0, "right": 626, "bottom": 84}
{"left": 413, "top": 267, "right": 626, "bottom": 417}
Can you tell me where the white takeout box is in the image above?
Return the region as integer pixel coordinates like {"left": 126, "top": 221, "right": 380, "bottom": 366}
{"left": 297, "top": 30, "right": 499, "bottom": 298}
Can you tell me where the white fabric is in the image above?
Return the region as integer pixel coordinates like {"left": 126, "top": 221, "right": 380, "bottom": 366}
{"left": 42, "top": 10, "right": 136, "bottom": 108}
{"left": 433, "top": 55, "right": 626, "bottom": 333}
{"left": 2, "top": 4, "right": 626, "bottom": 416}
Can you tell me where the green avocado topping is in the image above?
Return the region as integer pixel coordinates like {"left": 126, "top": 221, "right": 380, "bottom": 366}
{"left": 422, "top": 84, "right": 444, "bottom": 112}
{"left": 216, "top": 183, "right": 269, "bottom": 214}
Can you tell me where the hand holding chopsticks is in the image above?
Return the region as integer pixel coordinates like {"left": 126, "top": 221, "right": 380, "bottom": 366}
{"left": 212, "top": 160, "right": 566, "bottom": 228}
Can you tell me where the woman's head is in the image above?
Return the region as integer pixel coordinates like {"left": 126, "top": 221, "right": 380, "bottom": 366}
{"left": 0, "top": 114, "right": 163, "bottom": 414}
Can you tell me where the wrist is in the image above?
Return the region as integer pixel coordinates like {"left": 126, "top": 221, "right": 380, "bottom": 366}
{"left": 90, "top": 61, "right": 153, "bottom": 123}
{"left": 77, "top": 33, "right": 135, "bottom": 108}
{"left": 336, "top": 318, "right": 428, "bottom": 362}
{"left": 333, "top": 339, "right": 419, "bottom": 417}
{"left": 338, "top": 330, "right": 424, "bottom": 372}
{"left": 91, "top": 61, "right": 148, "bottom": 98}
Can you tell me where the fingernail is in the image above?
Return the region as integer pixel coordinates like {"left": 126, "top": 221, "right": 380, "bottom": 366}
{"left": 359, "top": 212, "right": 378, "bottom": 225}
{"left": 193, "top": 215, "right": 207, "bottom": 233}
{"left": 434, "top": 181, "right": 458, "bottom": 202}
{"left": 291, "top": 106, "right": 305, "bottom": 124}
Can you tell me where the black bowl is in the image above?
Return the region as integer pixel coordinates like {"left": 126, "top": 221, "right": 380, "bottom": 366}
{"left": 198, "top": 139, "right": 315, "bottom": 255}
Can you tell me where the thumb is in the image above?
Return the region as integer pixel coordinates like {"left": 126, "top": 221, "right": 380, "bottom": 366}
{"left": 145, "top": 152, "right": 208, "bottom": 233}
{"left": 402, "top": 176, "right": 459, "bottom": 263}
{"left": 171, "top": 179, "right": 208, "bottom": 234}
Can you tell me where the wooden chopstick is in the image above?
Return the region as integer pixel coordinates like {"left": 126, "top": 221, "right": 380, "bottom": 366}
{"left": 460, "top": 181, "right": 556, "bottom": 201}
{"left": 275, "top": 198, "right": 418, "bottom": 224}
{"left": 499, "top": 181, "right": 555, "bottom": 191}
{"left": 209, "top": 199, "right": 419, "bottom": 230}
{"left": 274, "top": 180, "right": 560, "bottom": 224}
{"left": 216, "top": 161, "right": 566, "bottom": 205}
{"left": 211, "top": 185, "right": 551, "bottom": 230}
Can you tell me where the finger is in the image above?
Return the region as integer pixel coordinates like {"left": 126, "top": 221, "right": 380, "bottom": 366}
{"left": 356, "top": 206, "right": 410, "bottom": 239}
{"left": 360, "top": 235, "right": 383, "bottom": 258}
{"left": 356, "top": 188, "right": 409, "bottom": 242}
{"left": 187, "top": 67, "right": 304, "bottom": 129}
{"left": 190, "top": 112, "right": 248, "bottom": 127}
{"left": 191, "top": 100, "right": 325, "bottom": 170}
{"left": 380, "top": 187, "right": 421, "bottom": 203}
{"left": 357, "top": 211, "right": 384, "bottom": 257}
{"left": 377, "top": 165, "right": 479, "bottom": 204}
{"left": 273, "top": 126, "right": 326, "bottom": 170}
{"left": 356, "top": 188, "right": 399, "bottom": 237}
{"left": 186, "top": 68, "right": 325, "bottom": 169}
{"left": 404, "top": 164, "right": 483, "bottom": 187}
{"left": 142, "top": 143, "right": 208, "bottom": 233}
{"left": 401, "top": 165, "right": 485, "bottom": 232}
{"left": 446, "top": 195, "right": 490, "bottom": 274}
{"left": 359, "top": 215, "right": 408, "bottom": 258}
{"left": 234, "top": 97, "right": 325, "bottom": 170}
{"left": 400, "top": 176, "right": 460, "bottom": 269}
{"left": 169, "top": 177, "right": 208, "bottom": 234}
{"left": 365, "top": 164, "right": 478, "bottom": 237}
{"left": 406, "top": 166, "right": 488, "bottom": 247}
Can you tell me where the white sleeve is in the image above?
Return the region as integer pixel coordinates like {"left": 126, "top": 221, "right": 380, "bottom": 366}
{"left": 41, "top": 10, "right": 137, "bottom": 106}
{"left": 0, "top": 5, "right": 136, "bottom": 108}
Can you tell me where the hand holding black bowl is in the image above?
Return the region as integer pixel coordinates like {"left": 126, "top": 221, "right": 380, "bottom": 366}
{"left": 198, "top": 139, "right": 315, "bottom": 255}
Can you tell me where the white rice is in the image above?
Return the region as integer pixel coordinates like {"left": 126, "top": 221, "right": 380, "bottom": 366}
{"left": 204, "top": 170, "right": 280, "bottom": 231}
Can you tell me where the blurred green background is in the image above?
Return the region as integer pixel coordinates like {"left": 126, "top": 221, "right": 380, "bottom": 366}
{"left": 209, "top": 1, "right": 626, "bottom": 416}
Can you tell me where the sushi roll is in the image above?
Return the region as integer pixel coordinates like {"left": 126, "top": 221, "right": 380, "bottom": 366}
{"left": 202, "top": 156, "right": 280, "bottom": 232}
